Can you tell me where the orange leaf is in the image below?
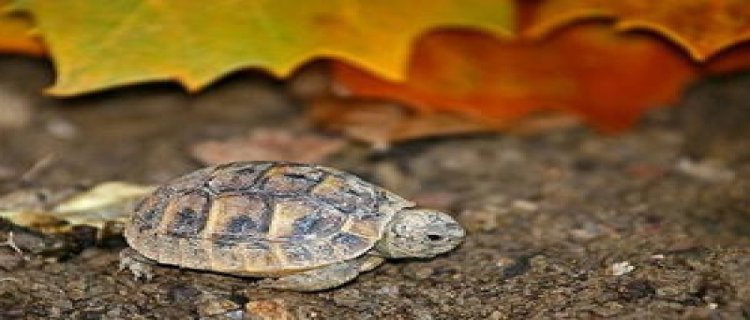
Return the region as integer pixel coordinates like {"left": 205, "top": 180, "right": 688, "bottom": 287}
{"left": 704, "top": 42, "right": 750, "bottom": 74}
{"left": 0, "top": 0, "right": 44, "bottom": 56}
{"left": 525, "top": 0, "right": 750, "bottom": 61}
{"left": 333, "top": 23, "right": 698, "bottom": 133}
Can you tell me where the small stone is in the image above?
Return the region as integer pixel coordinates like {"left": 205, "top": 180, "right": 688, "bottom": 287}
{"left": 489, "top": 310, "right": 504, "bottom": 320}
{"left": 569, "top": 222, "right": 611, "bottom": 240}
{"left": 610, "top": 261, "right": 635, "bottom": 276}
{"left": 650, "top": 254, "right": 665, "bottom": 260}
{"left": 245, "top": 299, "right": 295, "bottom": 320}
{"left": 46, "top": 118, "right": 78, "bottom": 140}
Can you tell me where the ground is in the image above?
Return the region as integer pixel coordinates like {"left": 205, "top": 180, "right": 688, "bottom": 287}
{"left": 0, "top": 57, "right": 749, "bottom": 319}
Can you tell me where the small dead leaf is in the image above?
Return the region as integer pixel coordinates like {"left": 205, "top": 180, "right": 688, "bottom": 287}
{"left": 191, "top": 128, "right": 346, "bottom": 165}
{"left": 308, "top": 98, "right": 492, "bottom": 149}
{"left": 52, "top": 182, "right": 155, "bottom": 227}
{"left": 0, "top": 182, "right": 154, "bottom": 234}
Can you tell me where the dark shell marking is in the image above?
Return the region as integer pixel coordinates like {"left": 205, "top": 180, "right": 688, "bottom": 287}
{"left": 124, "top": 161, "right": 414, "bottom": 275}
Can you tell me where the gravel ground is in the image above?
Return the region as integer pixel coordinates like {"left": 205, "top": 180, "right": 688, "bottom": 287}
{"left": 0, "top": 57, "right": 748, "bottom": 319}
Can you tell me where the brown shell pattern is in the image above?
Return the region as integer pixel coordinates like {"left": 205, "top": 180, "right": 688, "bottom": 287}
{"left": 124, "top": 161, "right": 413, "bottom": 275}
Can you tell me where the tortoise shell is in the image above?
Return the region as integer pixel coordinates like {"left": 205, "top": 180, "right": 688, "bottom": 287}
{"left": 124, "top": 161, "right": 414, "bottom": 276}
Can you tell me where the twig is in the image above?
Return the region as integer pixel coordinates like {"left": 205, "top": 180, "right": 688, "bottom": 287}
{"left": 20, "top": 154, "right": 56, "bottom": 184}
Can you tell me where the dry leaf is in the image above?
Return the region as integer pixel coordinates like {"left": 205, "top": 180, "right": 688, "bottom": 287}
{"left": 191, "top": 128, "right": 347, "bottom": 165}
{"left": 308, "top": 98, "right": 494, "bottom": 149}
{"left": 0, "top": 182, "right": 154, "bottom": 233}
{"left": 525, "top": 0, "right": 750, "bottom": 61}
{"left": 333, "top": 23, "right": 697, "bottom": 135}
{"left": 0, "top": 0, "right": 44, "bottom": 56}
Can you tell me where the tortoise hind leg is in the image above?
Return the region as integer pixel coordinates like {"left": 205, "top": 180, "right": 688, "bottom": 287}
{"left": 119, "top": 247, "right": 157, "bottom": 281}
{"left": 258, "top": 256, "right": 385, "bottom": 292}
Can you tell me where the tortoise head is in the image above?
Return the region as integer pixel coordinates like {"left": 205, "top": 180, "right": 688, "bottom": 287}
{"left": 375, "top": 208, "right": 465, "bottom": 259}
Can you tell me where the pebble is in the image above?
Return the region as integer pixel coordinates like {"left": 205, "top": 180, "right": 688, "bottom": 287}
{"left": 46, "top": 118, "right": 78, "bottom": 140}
{"left": 489, "top": 311, "right": 504, "bottom": 320}
{"left": 511, "top": 199, "right": 538, "bottom": 212}
{"left": 610, "top": 261, "right": 635, "bottom": 276}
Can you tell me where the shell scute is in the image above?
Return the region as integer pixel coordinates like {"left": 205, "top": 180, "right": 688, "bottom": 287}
{"left": 311, "top": 174, "right": 377, "bottom": 215}
{"left": 207, "top": 163, "right": 270, "bottom": 192}
{"left": 131, "top": 187, "right": 170, "bottom": 231}
{"left": 208, "top": 195, "right": 270, "bottom": 239}
{"left": 261, "top": 164, "right": 326, "bottom": 193}
{"left": 162, "top": 191, "right": 210, "bottom": 237}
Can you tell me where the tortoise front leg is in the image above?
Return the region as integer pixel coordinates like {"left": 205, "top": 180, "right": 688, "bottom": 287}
{"left": 119, "top": 247, "right": 157, "bottom": 281}
{"left": 258, "top": 255, "right": 385, "bottom": 292}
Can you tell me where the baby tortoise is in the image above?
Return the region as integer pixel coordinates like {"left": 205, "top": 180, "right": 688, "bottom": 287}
{"left": 121, "top": 161, "right": 465, "bottom": 291}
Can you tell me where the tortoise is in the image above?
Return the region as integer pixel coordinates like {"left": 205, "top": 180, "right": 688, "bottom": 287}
{"left": 120, "top": 161, "right": 465, "bottom": 291}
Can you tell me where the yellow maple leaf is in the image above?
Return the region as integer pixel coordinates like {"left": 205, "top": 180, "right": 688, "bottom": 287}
{"left": 14, "top": 0, "right": 513, "bottom": 95}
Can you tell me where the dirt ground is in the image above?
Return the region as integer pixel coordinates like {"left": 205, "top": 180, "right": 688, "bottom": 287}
{"left": 0, "top": 56, "right": 749, "bottom": 319}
